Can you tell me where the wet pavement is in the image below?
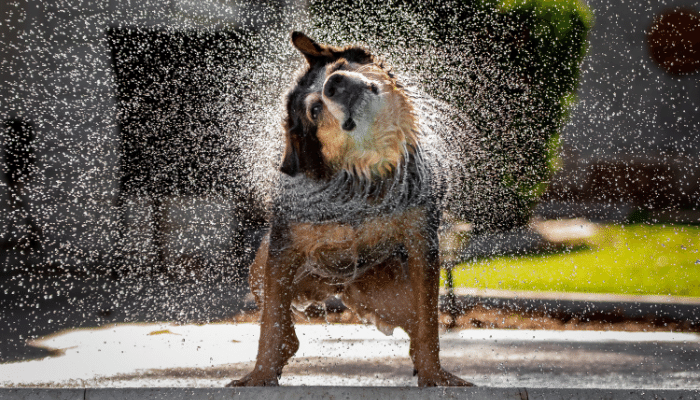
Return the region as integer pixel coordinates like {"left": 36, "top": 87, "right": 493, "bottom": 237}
{"left": 1, "top": 322, "right": 698, "bottom": 389}
{"left": 1, "top": 267, "right": 699, "bottom": 390}
{"left": 0, "top": 273, "right": 250, "bottom": 364}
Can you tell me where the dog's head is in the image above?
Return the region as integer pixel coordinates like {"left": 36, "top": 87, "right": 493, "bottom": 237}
{"left": 282, "top": 32, "right": 418, "bottom": 181}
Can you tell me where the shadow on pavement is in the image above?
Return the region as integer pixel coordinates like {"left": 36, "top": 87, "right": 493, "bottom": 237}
{"left": 0, "top": 229, "right": 265, "bottom": 364}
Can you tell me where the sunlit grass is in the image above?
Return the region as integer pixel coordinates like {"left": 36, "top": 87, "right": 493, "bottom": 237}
{"left": 448, "top": 224, "right": 700, "bottom": 297}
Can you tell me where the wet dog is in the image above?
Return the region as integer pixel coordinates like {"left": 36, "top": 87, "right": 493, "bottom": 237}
{"left": 227, "top": 32, "right": 472, "bottom": 387}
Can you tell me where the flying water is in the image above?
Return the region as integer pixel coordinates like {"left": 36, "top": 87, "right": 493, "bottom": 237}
{"left": 0, "top": 0, "right": 559, "bottom": 356}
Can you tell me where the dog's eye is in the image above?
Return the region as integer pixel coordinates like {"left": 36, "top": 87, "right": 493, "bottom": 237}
{"left": 310, "top": 103, "right": 323, "bottom": 121}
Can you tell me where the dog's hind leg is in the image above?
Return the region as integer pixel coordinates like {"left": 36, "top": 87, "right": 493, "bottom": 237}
{"left": 227, "top": 224, "right": 301, "bottom": 387}
{"left": 403, "top": 221, "right": 473, "bottom": 387}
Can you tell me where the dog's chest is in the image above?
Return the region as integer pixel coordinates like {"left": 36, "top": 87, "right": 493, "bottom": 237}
{"left": 289, "top": 208, "right": 425, "bottom": 278}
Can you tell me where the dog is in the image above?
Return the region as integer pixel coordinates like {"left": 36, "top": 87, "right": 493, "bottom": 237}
{"left": 227, "top": 32, "right": 472, "bottom": 387}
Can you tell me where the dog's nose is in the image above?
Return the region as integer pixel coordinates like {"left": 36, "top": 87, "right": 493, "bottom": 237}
{"left": 323, "top": 73, "right": 347, "bottom": 99}
{"left": 323, "top": 72, "right": 371, "bottom": 101}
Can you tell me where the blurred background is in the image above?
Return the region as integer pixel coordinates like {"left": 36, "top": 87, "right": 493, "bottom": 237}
{"left": 0, "top": 0, "right": 699, "bottom": 345}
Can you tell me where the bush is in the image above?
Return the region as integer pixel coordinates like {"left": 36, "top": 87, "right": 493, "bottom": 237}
{"left": 309, "top": 0, "right": 592, "bottom": 232}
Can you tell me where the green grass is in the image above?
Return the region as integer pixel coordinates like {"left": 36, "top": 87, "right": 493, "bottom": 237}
{"left": 448, "top": 224, "right": 700, "bottom": 297}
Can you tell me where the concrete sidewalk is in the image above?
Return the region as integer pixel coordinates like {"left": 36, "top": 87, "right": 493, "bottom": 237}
{"left": 0, "top": 387, "right": 698, "bottom": 400}
{"left": 1, "top": 324, "right": 698, "bottom": 389}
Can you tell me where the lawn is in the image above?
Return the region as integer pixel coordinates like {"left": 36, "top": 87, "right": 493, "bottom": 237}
{"left": 448, "top": 224, "right": 700, "bottom": 297}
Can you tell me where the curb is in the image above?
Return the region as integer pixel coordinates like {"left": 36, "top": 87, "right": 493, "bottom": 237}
{"left": 307, "top": 288, "right": 700, "bottom": 325}
{"left": 0, "top": 388, "right": 698, "bottom": 400}
{"left": 441, "top": 288, "right": 700, "bottom": 324}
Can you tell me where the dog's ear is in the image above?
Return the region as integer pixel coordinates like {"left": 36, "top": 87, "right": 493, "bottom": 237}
{"left": 292, "top": 31, "right": 333, "bottom": 65}
{"left": 280, "top": 136, "right": 300, "bottom": 176}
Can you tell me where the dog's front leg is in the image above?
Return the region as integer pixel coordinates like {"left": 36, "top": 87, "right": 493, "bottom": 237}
{"left": 227, "top": 224, "right": 301, "bottom": 387}
{"left": 405, "top": 216, "right": 473, "bottom": 387}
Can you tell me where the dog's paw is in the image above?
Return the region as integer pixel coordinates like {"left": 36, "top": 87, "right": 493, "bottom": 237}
{"left": 417, "top": 369, "right": 474, "bottom": 387}
{"left": 225, "top": 373, "right": 279, "bottom": 387}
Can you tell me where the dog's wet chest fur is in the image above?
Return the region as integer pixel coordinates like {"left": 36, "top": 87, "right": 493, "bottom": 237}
{"left": 289, "top": 208, "right": 424, "bottom": 277}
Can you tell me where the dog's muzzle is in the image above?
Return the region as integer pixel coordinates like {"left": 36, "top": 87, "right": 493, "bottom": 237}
{"left": 323, "top": 72, "right": 377, "bottom": 131}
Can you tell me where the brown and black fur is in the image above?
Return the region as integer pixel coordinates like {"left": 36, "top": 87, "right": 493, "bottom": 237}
{"left": 227, "top": 32, "right": 472, "bottom": 387}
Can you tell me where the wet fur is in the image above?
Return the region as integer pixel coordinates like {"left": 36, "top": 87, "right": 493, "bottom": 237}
{"left": 314, "top": 64, "right": 418, "bottom": 179}
{"left": 227, "top": 32, "right": 472, "bottom": 387}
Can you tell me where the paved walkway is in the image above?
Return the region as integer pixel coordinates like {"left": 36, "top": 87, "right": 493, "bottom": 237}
{"left": 1, "top": 323, "right": 698, "bottom": 389}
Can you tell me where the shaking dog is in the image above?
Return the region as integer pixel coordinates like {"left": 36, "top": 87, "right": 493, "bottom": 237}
{"left": 228, "top": 32, "right": 472, "bottom": 387}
